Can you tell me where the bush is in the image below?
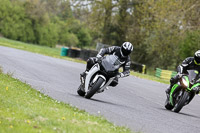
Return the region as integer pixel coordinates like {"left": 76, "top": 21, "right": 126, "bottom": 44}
{"left": 0, "top": 0, "right": 35, "bottom": 42}
{"left": 0, "top": 0, "right": 93, "bottom": 49}
{"left": 179, "top": 30, "right": 200, "bottom": 60}
{"left": 35, "top": 23, "right": 59, "bottom": 47}
{"left": 57, "top": 21, "right": 79, "bottom": 46}
{"left": 76, "top": 28, "right": 92, "bottom": 48}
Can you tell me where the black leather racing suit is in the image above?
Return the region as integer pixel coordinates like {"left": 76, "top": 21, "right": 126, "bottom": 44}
{"left": 86, "top": 46, "right": 131, "bottom": 86}
{"left": 168, "top": 57, "right": 200, "bottom": 92}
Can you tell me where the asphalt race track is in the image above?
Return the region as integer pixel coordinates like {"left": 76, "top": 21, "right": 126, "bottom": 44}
{"left": 1, "top": 46, "right": 200, "bottom": 133}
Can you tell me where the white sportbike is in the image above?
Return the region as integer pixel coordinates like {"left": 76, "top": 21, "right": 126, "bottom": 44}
{"left": 77, "top": 55, "right": 121, "bottom": 99}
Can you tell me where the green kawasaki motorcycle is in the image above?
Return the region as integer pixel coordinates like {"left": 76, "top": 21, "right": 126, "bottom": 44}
{"left": 165, "top": 70, "right": 200, "bottom": 113}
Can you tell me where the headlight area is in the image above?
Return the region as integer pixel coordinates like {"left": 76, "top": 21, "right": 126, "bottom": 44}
{"left": 181, "top": 77, "right": 189, "bottom": 88}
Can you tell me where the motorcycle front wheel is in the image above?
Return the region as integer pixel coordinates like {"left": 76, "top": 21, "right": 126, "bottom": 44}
{"left": 85, "top": 77, "right": 104, "bottom": 99}
{"left": 172, "top": 91, "right": 189, "bottom": 113}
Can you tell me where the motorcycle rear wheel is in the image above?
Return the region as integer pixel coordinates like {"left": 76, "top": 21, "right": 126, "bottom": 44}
{"left": 85, "top": 77, "right": 104, "bottom": 99}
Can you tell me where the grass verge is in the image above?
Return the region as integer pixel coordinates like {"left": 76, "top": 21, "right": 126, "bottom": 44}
{"left": 0, "top": 70, "right": 131, "bottom": 133}
{"left": 130, "top": 71, "right": 169, "bottom": 84}
{"left": 0, "top": 38, "right": 85, "bottom": 64}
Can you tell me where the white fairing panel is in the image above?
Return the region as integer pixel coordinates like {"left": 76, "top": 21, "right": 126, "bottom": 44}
{"left": 84, "top": 64, "right": 100, "bottom": 92}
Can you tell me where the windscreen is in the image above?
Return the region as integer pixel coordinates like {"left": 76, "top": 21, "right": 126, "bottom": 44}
{"left": 187, "top": 70, "right": 199, "bottom": 82}
{"left": 101, "top": 55, "right": 121, "bottom": 72}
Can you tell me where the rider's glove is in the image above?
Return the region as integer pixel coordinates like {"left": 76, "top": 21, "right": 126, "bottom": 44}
{"left": 96, "top": 54, "right": 102, "bottom": 58}
{"left": 194, "top": 86, "right": 200, "bottom": 94}
{"left": 95, "top": 55, "right": 102, "bottom": 62}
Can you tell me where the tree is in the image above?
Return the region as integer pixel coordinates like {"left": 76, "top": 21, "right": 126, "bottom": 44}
{"left": 34, "top": 23, "right": 59, "bottom": 47}
{"left": 76, "top": 27, "right": 92, "bottom": 48}
{"left": 0, "top": 0, "right": 35, "bottom": 42}
{"left": 114, "top": 0, "right": 130, "bottom": 45}
{"left": 58, "top": 21, "right": 79, "bottom": 46}
{"left": 179, "top": 30, "right": 200, "bottom": 60}
{"left": 131, "top": 0, "right": 193, "bottom": 69}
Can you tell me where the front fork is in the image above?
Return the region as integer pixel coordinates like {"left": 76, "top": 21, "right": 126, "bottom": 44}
{"left": 80, "top": 74, "right": 85, "bottom": 85}
{"left": 169, "top": 84, "right": 193, "bottom": 106}
{"left": 169, "top": 84, "right": 181, "bottom": 106}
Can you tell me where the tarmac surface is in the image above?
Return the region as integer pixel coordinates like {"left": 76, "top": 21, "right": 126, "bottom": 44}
{"left": 1, "top": 46, "right": 200, "bottom": 133}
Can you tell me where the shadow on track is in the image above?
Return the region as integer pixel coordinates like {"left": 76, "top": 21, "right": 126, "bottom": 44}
{"left": 89, "top": 97, "right": 141, "bottom": 112}
{"left": 70, "top": 93, "right": 121, "bottom": 106}
{"left": 90, "top": 98, "right": 121, "bottom": 106}
{"left": 158, "top": 107, "right": 200, "bottom": 119}
{"left": 69, "top": 93, "right": 138, "bottom": 111}
{"left": 179, "top": 112, "right": 200, "bottom": 119}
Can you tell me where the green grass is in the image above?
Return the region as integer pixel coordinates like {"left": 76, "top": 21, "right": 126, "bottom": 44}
{"left": 0, "top": 71, "right": 131, "bottom": 133}
{"left": 0, "top": 37, "right": 85, "bottom": 64}
{"left": 130, "top": 71, "right": 169, "bottom": 84}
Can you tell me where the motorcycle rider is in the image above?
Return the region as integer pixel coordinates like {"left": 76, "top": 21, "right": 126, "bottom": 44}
{"left": 166, "top": 50, "right": 200, "bottom": 96}
{"left": 81, "top": 42, "right": 133, "bottom": 87}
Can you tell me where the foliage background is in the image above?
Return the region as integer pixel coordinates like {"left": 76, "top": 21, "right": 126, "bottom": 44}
{"left": 0, "top": 0, "right": 199, "bottom": 70}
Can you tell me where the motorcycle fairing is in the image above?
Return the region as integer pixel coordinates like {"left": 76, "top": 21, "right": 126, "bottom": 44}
{"left": 170, "top": 84, "right": 179, "bottom": 106}
{"left": 191, "top": 83, "right": 200, "bottom": 90}
{"left": 85, "top": 63, "right": 100, "bottom": 92}
{"left": 101, "top": 55, "right": 121, "bottom": 72}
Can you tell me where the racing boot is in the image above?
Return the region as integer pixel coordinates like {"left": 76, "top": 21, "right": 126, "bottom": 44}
{"left": 165, "top": 86, "right": 170, "bottom": 100}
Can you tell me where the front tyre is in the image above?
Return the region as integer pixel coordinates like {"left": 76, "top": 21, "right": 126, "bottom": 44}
{"left": 77, "top": 84, "right": 85, "bottom": 96}
{"left": 85, "top": 77, "right": 104, "bottom": 99}
{"left": 172, "top": 91, "right": 189, "bottom": 113}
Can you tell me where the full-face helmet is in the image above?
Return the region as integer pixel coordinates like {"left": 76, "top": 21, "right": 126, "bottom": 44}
{"left": 120, "top": 42, "right": 133, "bottom": 57}
{"left": 194, "top": 50, "right": 200, "bottom": 65}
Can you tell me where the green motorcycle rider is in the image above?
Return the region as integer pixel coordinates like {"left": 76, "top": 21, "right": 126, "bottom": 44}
{"left": 166, "top": 50, "right": 200, "bottom": 97}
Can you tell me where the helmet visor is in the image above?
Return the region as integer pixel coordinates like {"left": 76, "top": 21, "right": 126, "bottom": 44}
{"left": 194, "top": 56, "right": 200, "bottom": 65}
{"left": 121, "top": 47, "right": 131, "bottom": 56}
